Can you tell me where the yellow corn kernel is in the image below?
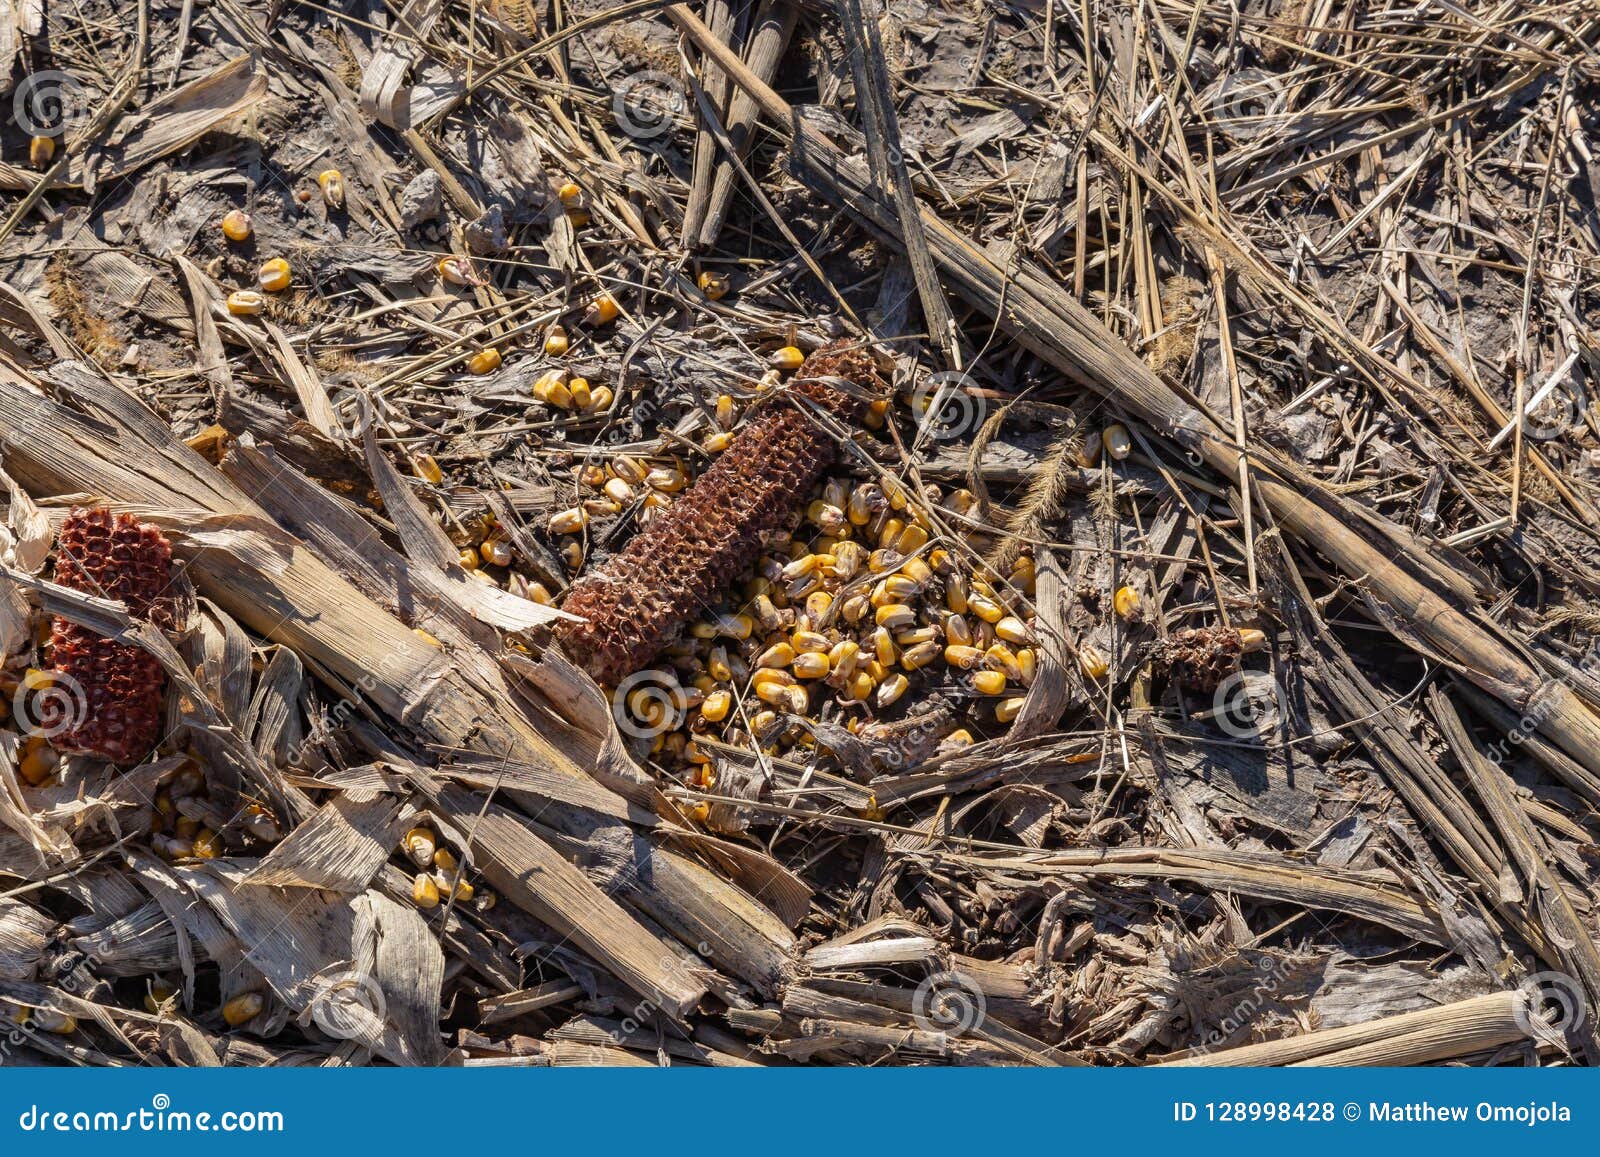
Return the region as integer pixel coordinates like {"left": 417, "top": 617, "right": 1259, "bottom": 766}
{"left": 612, "top": 456, "right": 648, "bottom": 484}
{"left": 790, "top": 630, "right": 829, "bottom": 654}
{"left": 942, "top": 729, "right": 975, "bottom": 748}
{"left": 412, "top": 872, "right": 441, "bottom": 909}
{"left": 1114, "top": 585, "right": 1141, "bottom": 621}
{"left": 751, "top": 595, "right": 782, "bottom": 633}
{"left": 545, "top": 377, "right": 574, "bottom": 409}
{"left": 901, "top": 641, "right": 939, "bottom": 671}
{"left": 438, "top": 256, "right": 478, "bottom": 286}
{"left": 175, "top": 815, "right": 201, "bottom": 841}
{"left": 831, "top": 541, "right": 864, "bottom": 579}
{"left": 602, "top": 477, "right": 635, "bottom": 506}
{"left": 872, "top": 576, "right": 921, "bottom": 606}
{"left": 794, "top": 652, "right": 830, "bottom": 679}
{"left": 715, "top": 394, "right": 736, "bottom": 427}
{"left": 544, "top": 323, "right": 569, "bottom": 355}
{"left": 1103, "top": 423, "right": 1132, "bottom": 460}
{"left": 402, "top": 828, "right": 436, "bottom": 868}
{"left": 841, "top": 593, "right": 872, "bottom": 625}
{"left": 881, "top": 477, "right": 910, "bottom": 511}
{"left": 222, "top": 992, "right": 265, "bottom": 1027}
{"left": 584, "top": 293, "right": 620, "bottom": 326}
{"left": 944, "top": 644, "right": 986, "bottom": 670}
{"left": 894, "top": 524, "right": 929, "bottom": 555}
{"left": 29, "top": 135, "right": 55, "bottom": 168}
{"left": 1078, "top": 644, "right": 1109, "bottom": 679}
{"left": 754, "top": 679, "right": 796, "bottom": 707}
{"left": 482, "top": 538, "right": 513, "bottom": 567}
{"left": 532, "top": 368, "right": 566, "bottom": 403}
{"left": 1016, "top": 647, "right": 1037, "bottom": 685}
{"left": 548, "top": 507, "right": 586, "bottom": 535}
{"left": 848, "top": 483, "right": 881, "bottom": 526}
{"left": 901, "top": 556, "right": 932, "bottom": 586}
{"left": 967, "top": 591, "right": 1005, "bottom": 623}
{"left": 698, "top": 270, "right": 730, "bottom": 300}
{"left": 1074, "top": 429, "right": 1104, "bottom": 466}
{"left": 145, "top": 982, "right": 178, "bottom": 1014}
{"left": 704, "top": 430, "right": 732, "bottom": 452}
{"left": 875, "top": 673, "right": 909, "bottom": 707}
{"left": 414, "top": 454, "right": 442, "bottom": 486}
{"left": 713, "top": 612, "right": 754, "bottom": 640}
{"left": 18, "top": 737, "right": 58, "bottom": 786}
{"left": 585, "top": 384, "right": 614, "bottom": 412}
{"left": 1239, "top": 628, "right": 1268, "bottom": 653}
{"left": 943, "top": 488, "right": 977, "bottom": 517}
{"left": 781, "top": 554, "right": 822, "bottom": 581}
{"left": 928, "top": 547, "right": 955, "bottom": 575}
{"left": 870, "top": 627, "right": 897, "bottom": 668}
{"left": 226, "top": 290, "right": 265, "bottom": 316}
{"left": 257, "top": 258, "right": 292, "bottom": 292}
{"left": 808, "top": 501, "right": 847, "bottom": 535}
{"left": 221, "top": 209, "right": 253, "bottom": 242}
{"left": 987, "top": 644, "right": 1024, "bottom": 682}
{"left": 944, "top": 613, "right": 973, "bottom": 647}
{"left": 647, "top": 465, "right": 688, "bottom": 492}
{"left": 563, "top": 541, "right": 584, "bottom": 570}
{"left": 701, "top": 689, "right": 732, "bottom": 723}
{"left": 828, "top": 639, "right": 860, "bottom": 677}
{"left": 843, "top": 670, "right": 873, "bottom": 701}
{"left": 875, "top": 603, "right": 917, "bottom": 631}
{"left": 468, "top": 347, "right": 502, "bottom": 375}
{"left": 456, "top": 547, "right": 481, "bottom": 571}
{"left": 557, "top": 181, "right": 583, "bottom": 206}
{"left": 946, "top": 574, "right": 969, "bottom": 614}
{"left": 862, "top": 658, "right": 889, "bottom": 683}
{"left": 972, "top": 669, "right": 1008, "bottom": 696}
{"left": 708, "top": 645, "right": 732, "bottom": 682}
{"left": 317, "top": 169, "right": 345, "bottom": 208}
{"left": 895, "top": 626, "right": 939, "bottom": 647}
{"left": 769, "top": 345, "right": 805, "bottom": 370}
{"left": 877, "top": 518, "right": 905, "bottom": 551}
{"left": 995, "top": 616, "right": 1031, "bottom": 645}
{"left": 995, "top": 697, "right": 1026, "bottom": 724}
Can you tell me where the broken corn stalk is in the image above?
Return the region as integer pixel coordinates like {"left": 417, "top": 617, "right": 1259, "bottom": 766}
{"left": 555, "top": 342, "right": 879, "bottom": 684}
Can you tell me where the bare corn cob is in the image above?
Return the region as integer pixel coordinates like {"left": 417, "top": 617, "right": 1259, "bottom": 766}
{"left": 47, "top": 508, "right": 176, "bottom": 762}
{"left": 556, "top": 342, "right": 878, "bottom": 683}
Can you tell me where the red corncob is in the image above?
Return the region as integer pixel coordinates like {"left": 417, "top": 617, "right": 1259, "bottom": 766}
{"left": 46, "top": 508, "right": 175, "bottom": 763}
{"left": 556, "top": 342, "right": 880, "bottom": 684}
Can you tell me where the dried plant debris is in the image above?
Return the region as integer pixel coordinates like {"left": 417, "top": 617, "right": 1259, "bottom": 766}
{"left": 0, "top": 0, "right": 1595, "bottom": 1069}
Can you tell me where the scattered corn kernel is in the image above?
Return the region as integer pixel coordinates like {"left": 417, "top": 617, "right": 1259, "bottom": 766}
{"left": 1114, "top": 585, "right": 1142, "bottom": 621}
{"left": 221, "top": 209, "right": 253, "bottom": 242}
{"left": 584, "top": 293, "right": 620, "bottom": 326}
{"left": 1078, "top": 643, "right": 1109, "bottom": 679}
{"left": 225, "top": 290, "right": 265, "bottom": 316}
{"left": 995, "top": 696, "right": 1026, "bottom": 723}
{"left": 222, "top": 992, "right": 264, "bottom": 1027}
{"left": 257, "top": 258, "right": 291, "bottom": 292}
{"left": 875, "top": 673, "right": 909, "bottom": 707}
{"left": 29, "top": 135, "right": 55, "bottom": 168}
{"left": 698, "top": 270, "right": 730, "bottom": 300}
{"left": 317, "top": 169, "right": 345, "bottom": 207}
{"left": 467, "top": 347, "right": 502, "bottom": 375}
{"left": 972, "top": 668, "right": 1008, "bottom": 696}
{"left": 548, "top": 507, "right": 586, "bottom": 535}
{"left": 1103, "top": 423, "right": 1132, "bottom": 460}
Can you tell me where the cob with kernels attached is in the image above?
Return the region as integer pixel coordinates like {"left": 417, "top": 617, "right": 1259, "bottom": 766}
{"left": 555, "top": 342, "right": 880, "bottom": 684}
{"left": 46, "top": 508, "right": 176, "bottom": 763}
